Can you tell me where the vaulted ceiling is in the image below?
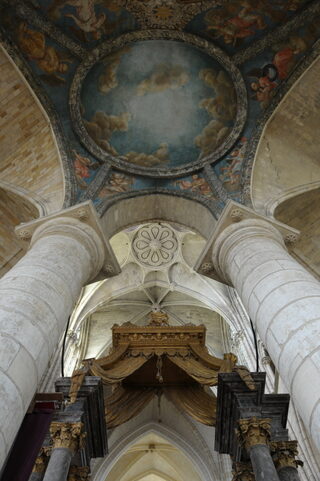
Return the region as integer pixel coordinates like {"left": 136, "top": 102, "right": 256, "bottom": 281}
{"left": 1, "top": 0, "right": 320, "bottom": 219}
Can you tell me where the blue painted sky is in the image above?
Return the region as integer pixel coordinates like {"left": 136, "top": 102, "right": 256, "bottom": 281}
{"left": 81, "top": 40, "right": 235, "bottom": 168}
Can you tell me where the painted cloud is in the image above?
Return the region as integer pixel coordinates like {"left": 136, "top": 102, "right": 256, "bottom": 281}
{"left": 123, "top": 143, "right": 170, "bottom": 167}
{"left": 195, "top": 120, "right": 230, "bottom": 157}
{"left": 98, "top": 47, "right": 131, "bottom": 94}
{"left": 136, "top": 64, "right": 189, "bottom": 96}
{"left": 84, "top": 110, "right": 131, "bottom": 155}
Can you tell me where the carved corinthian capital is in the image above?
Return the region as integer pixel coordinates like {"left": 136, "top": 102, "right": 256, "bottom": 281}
{"left": 32, "top": 446, "right": 51, "bottom": 473}
{"left": 237, "top": 417, "right": 272, "bottom": 450}
{"left": 232, "top": 462, "right": 255, "bottom": 481}
{"left": 68, "top": 465, "right": 90, "bottom": 481}
{"left": 271, "top": 440, "right": 303, "bottom": 470}
{"left": 50, "top": 422, "right": 85, "bottom": 453}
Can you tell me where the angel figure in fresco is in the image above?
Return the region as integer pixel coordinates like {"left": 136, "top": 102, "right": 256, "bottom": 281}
{"left": 204, "top": 1, "right": 266, "bottom": 46}
{"left": 219, "top": 137, "right": 247, "bottom": 189}
{"left": 47, "top": 0, "right": 123, "bottom": 40}
{"left": 64, "top": 0, "right": 106, "bottom": 39}
{"left": 17, "top": 22, "right": 72, "bottom": 83}
{"left": 175, "top": 175, "right": 215, "bottom": 198}
{"left": 73, "top": 150, "right": 99, "bottom": 188}
{"left": 99, "top": 173, "right": 134, "bottom": 197}
{"left": 247, "top": 64, "right": 278, "bottom": 108}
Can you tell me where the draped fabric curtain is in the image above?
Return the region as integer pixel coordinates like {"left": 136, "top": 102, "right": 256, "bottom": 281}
{"left": 105, "top": 386, "right": 156, "bottom": 428}
{"left": 165, "top": 385, "right": 217, "bottom": 426}
{"left": 104, "top": 384, "right": 217, "bottom": 428}
{"left": 169, "top": 356, "right": 219, "bottom": 385}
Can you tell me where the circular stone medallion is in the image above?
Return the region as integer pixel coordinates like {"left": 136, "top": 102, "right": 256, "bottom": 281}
{"left": 70, "top": 31, "right": 247, "bottom": 177}
{"left": 132, "top": 223, "right": 178, "bottom": 268}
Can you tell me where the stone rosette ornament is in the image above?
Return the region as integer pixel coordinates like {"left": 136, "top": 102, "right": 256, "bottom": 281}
{"left": 132, "top": 223, "right": 178, "bottom": 267}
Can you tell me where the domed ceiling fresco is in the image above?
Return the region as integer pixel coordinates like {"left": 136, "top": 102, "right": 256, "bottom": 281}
{"left": 73, "top": 36, "right": 245, "bottom": 175}
{"left": 1, "top": 0, "right": 320, "bottom": 214}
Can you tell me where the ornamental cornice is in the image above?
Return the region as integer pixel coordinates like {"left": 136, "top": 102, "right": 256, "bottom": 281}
{"left": 194, "top": 200, "right": 300, "bottom": 285}
{"left": 15, "top": 200, "right": 120, "bottom": 280}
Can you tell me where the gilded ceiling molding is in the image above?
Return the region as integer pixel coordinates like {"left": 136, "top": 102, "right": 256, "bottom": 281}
{"left": 0, "top": 29, "right": 78, "bottom": 208}
{"left": 240, "top": 38, "right": 320, "bottom": 207}
{"left": 69, "top": 29, "right": 247, "bottom": 178}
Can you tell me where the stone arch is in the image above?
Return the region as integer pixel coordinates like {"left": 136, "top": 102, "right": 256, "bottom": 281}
{"left": 91, "top": 421, "right": 217, "bottom": 481}
{"left": 274, "top": 187, "right": 320, "bottom": 279}
{"left": 0, "top": 185, "right": 39, "bottom": 276}
{"left": 249, "top": 53, "right": 320, "bottom": 216}
{"left": 0, "top": 45, "right": 72, "bottom": 210}
{"left": 100, "top": 193, "right": 217, "bottom": 240}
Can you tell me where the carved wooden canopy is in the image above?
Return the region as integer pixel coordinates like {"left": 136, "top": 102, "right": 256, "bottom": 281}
{"left": 70, "top": 312, "right": 254, "bottom": 428}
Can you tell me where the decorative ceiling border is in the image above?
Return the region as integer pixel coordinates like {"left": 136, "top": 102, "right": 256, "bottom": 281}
{"left": 0, "top": 28, "right": 78, "bottom": 208}
{"left": 69, "top": 29, "right": 247, "bottom": 178}
{"left": 240, "top": 38, "right": 320, "bottom": 207}
{"left": 3, "top": 0, "right": 86, "bottom": 59}
{"left": 232, "top": 0, "right": 320, "bottom": 65}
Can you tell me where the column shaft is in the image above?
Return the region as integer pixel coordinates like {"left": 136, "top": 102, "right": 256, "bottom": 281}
{"left": 42, "top": 448, "right": 72, "bottom": 481}
{"left": 278, "top": 467, "right": 301, "bottom": 481}
{"left": 250, "top": 444, "right": 280, "bottom": 481}
{"left": 213, "top": 218, "right": 320, "bottom": 450}
{"left": 0, "top": 217, "right": 104, "bottom": 466}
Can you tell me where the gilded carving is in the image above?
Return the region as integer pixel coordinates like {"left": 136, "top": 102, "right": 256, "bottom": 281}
{"left": 271, "top": 440, "right": 303, "bottom": 470}
{"left": 122, "top": 0, "right": 216, "bottom": 30}
{"left": 68, "top": 465, "right": 90, "bottom": 481}
{"left": 237, "top": 417, "right": 272, "bottom": 450}
{"left": 32, "top": 447, "right": 51, "bottom": 473}
{"left": 50, "top": 422, "right": 86, "bottom": 453}
{"left": 232, "top": 462, "right": 255, "bottom": 481}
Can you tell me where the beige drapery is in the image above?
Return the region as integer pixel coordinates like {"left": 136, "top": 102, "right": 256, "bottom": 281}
{"left": 165, "top": 385, "right": 217, "bottom": 426}
{"left": 105, "top": 384, "right": 217, "bottom": 428}
{"left": 105, "top": 386, "right": 156, "bottom": 428}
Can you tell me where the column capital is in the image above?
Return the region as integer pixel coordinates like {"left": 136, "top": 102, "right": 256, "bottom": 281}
{"left": 232, "top": 462, "right": 255, "bottom": 481}
{"left": 68, "top": 466, "right": 90, "bottom": 481}
{"left": 194, "top": 200, "right": 299, "bottom": 284}
{"left": 50, "top": 422, "right": 86, "bottom": 454}
{"left": 32, "top": 446, "right": 51, "bottom": 473}
{"left": 271, "top": 440, "right": 303, "bottom": 470}
{"left": 15, "top": 200, "right": 120, "bottom": 281}
{"left": 237, "top": 417, "right": 272, "bottom": 450}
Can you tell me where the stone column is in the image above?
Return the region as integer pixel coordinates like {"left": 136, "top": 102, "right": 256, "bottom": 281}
{"left": 43, "top": 422, "right": 85, "bottom": 481}
{"left": 232, "top": 462, "right": 255, "bottom": 481}
{"left": 0, "top": 201, "right": 119, "bottom": 467}
{"left": 198, "top": 200, "right": 320, "bottom": 451}
{"left": 237, "top": 417, "right": 279, "bottom": 481}
{"left": 272, "top": 441, "right": 302, "bottom": 481}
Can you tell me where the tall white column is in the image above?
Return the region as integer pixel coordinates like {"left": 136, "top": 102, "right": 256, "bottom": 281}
{"left": 0, "top": 202, "right": 118, "bottom": 467}
{"left": 196, "top": 201, "right": 320, "bottom": 452}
